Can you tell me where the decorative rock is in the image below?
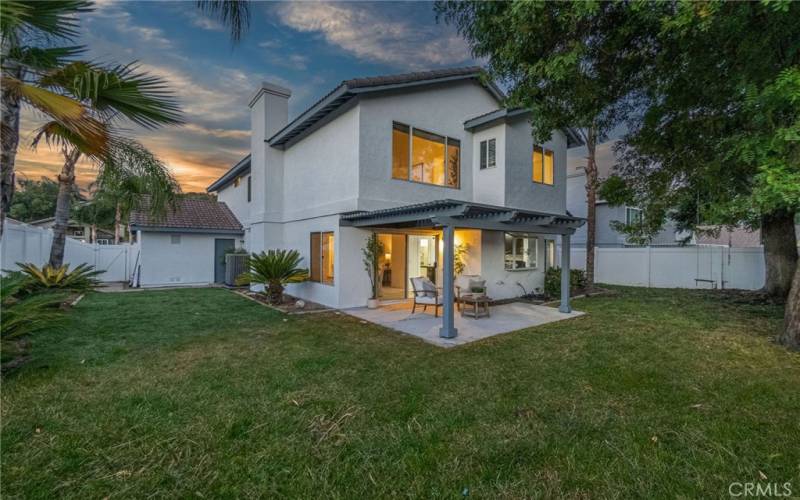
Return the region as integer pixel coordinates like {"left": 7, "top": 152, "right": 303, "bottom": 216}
{"left": 295, "top": 299, "right": 306, "bottom": 309}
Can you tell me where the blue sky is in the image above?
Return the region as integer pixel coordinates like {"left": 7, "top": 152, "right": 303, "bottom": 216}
{"left": 17, "top": 1, "right": 602, "bottom": 192}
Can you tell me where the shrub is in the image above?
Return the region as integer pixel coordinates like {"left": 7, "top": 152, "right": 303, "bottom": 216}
{"left": 544, "top": 267, "right": 587, "bottom": 298}
{"left": 240, "top": 250, "right": 308, "bottom": 304}
{"left": 16, "top": 263, "right": 104, "bottom": 293}
{"left": 1, "top": 272, "right": 67, "bottom": 343}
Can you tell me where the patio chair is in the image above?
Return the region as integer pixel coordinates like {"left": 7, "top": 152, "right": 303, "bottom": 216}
{"left": 410, "top": 276, "right": 443, "bottom": 317}
{"left": 454, "top": 274, "right": 486, "bottom": 311}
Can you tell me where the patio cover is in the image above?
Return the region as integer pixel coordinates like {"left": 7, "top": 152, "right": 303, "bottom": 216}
{"left": 341, "top": 200, "right": 584, "bottom": 339}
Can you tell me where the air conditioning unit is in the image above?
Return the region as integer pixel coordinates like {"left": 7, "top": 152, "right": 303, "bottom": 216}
{"left": 225, "top": 254, "right": 249, "bottom": 286}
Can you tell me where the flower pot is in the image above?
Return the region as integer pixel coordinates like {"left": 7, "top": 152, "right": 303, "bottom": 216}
{"left": 366, "top": 298, "right": 379, "bottom": 309}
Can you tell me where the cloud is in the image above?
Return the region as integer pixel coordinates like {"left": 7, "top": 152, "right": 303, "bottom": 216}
{"left": 274, "top": 2, "right": 473, "bottom": 69}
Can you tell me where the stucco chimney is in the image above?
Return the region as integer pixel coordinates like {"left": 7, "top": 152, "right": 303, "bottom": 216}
{"left": 248, "top": 81, "right": 291, "bottom": 251}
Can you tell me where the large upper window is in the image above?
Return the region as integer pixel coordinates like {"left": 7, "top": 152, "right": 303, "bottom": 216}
{"left": 626, "top": 207, "right": 643, "bottom": 226}
{"left": 504, "top": 233, "right": 538, "bottom": 270}
{"left": 310, "top": 231, "right": 335, "bottom": 285}
{"left": 532, "top": 145, "right": 554, "bottom": 185}
{"left": 392, "top": 122, "right": 459, "bottom": 188}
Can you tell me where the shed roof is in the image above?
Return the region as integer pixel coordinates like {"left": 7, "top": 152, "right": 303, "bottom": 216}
{"left": 129, "top": 197, "right": 243, "bottom": 234}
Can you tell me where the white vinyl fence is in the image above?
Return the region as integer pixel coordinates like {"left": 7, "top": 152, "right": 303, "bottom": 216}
{"left": 1, "top": 219, "right": 139, "bottom": 282}
{"left": 564, "top": 245, "right": 765, "bottom": 290}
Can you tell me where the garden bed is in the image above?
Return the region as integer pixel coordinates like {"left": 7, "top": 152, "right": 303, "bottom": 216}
{"left": 240, "top": 290, "right": 331, "bottom": 314}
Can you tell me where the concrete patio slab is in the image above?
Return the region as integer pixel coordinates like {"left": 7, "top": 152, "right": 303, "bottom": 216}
{"left": 345, "top": 300, "right": 585, "bottom": 347}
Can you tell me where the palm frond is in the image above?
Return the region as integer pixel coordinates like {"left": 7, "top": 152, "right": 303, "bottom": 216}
{"left": 0, "top": 1, "right": 92, "bottom": 45}
{"left": 31, "top": 120, "right": 109, "bottom": 159}
{"left": 5, "top": 45, "right": 85, "bottom": 72}
{"left": 40, "top": 62, "right": 184, "bottom": 128}
{"left": 195, "top": 0, "right": 250, "bottom": 43}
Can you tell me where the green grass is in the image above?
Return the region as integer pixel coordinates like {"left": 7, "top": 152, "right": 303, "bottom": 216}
{"left": 2, "top": 287, "right": 799, "bottom": 498}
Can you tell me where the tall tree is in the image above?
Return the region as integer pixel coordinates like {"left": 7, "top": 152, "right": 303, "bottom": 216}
{"left": 0, "top": 0, "right": 101, "bottom": 236}
{"left": 31, "top": 61, "right": 182, "bottom": 267}
{"left": 7, "top": 177, "right": 80, "bottom": 222}
{"left": 94, "top": 140, "right": 180, "bottom": 244}
{"left": 437, "top": 1, "right": 656, "bottom": 287}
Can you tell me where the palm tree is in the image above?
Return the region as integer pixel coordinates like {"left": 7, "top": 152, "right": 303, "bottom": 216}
{"left": 195, "top": 1, "right": 251, "bottom": 43}
{"left": 0, "top": 1, "right": 99, "bottom": 236}
{"left": 94, "top": 140, "right": 180, "bottom": 244}
{"left": 242, "top": 250, "right": 309, "bottom": 304}
{"left": 31, "top": 61, "right": 182, "bottom": 267}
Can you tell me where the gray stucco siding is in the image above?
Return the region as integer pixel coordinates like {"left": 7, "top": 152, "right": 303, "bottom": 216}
{"left": 356, "top": 81, "right": 500, "bottom": 211}
{"left": 503, "top": 117, "right": 568, "bottom": 214}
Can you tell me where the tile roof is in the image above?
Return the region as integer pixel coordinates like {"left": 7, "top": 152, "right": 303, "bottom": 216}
{"left": 129, "top": 197, "right": 243, "bottom": 233}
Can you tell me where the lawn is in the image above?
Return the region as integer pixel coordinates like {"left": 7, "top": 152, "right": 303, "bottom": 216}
{"left": 2, "top": 287, "right": 799, "bottom": 498}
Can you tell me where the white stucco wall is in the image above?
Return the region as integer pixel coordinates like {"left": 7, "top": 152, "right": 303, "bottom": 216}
{"left": 282, "top": 104, "right": 361, "bottom": 222}
{"left": 357, "top": 81, "right": 500, "bottom": 211}
{"left": 217, "top": 175, "right": 251, "bottom": 229}
{"left": 139, "top": 232, "right": 221, "bottom": 287}
{"left": 480, "top": 231, "right": 549, "bottom": 299}
{"left": 471, "top": 125, "right": 506, "bottom": 206}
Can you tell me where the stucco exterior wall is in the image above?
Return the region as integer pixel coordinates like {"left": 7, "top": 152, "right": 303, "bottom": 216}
{"left": 217, "top": 175, "right": 251, "bottom": 229}
{"left": 504, "top": 118, "right": 568, "bottom": 214}
{"left": 480, "top": 231, "right": 549, "bottom": 299}
{"left": 282, "top": 105, "right": 361, "bottom": 222}
{"left": 139, "top": 232, "right": 219, "bottom": 287}
{"left": 471, "top": 125, "right": 506, "bottom": 206}
{"left": 356, "top": 81, "right": 499, "bottom": 211}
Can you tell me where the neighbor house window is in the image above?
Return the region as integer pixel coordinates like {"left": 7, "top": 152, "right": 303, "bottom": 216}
{"left": 310, "top": 231, "right": 335, "bottom": 285}
{"left": 479, "top": 138, "right": 496, "bottom": 170}
{"left": 545, "top": 239, "right": 556, "bottom": 269}
{"left": 392, "top": 121, "right": 459, "bottom": 188}
{"left": 532, "top": 145, "right": 554, "bottom": 185}
{"left": 171, "top": 235, "right": 181, "bottom": 244}
{"left": 626, "top": 207, "right": 643, "bottom": 226}
{"left": 246, "top": 175, "right": 251, "bottom": 202}
{"left": 504, "top": 233, "right": 538, "bottom": 270}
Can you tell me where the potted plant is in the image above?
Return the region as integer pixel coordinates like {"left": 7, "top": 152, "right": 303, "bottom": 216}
{"left": 362, "top": 233, "right": 385, "bottom": 308}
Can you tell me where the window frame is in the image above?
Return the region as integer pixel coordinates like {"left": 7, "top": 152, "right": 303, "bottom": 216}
{"left": 170, "top": 235, "right": 181, "bottom": 245}
{"left": 479, "top": 138, "right": 497, "bottom": 170}
{"left": 391, "top": 121, "right": 461, "bottom": 189}
{"left": 504, "top": 233, "right": 539, "bottom": 271}
{"left": 625, "top": 206, "right": 643, "bottom": 226}
{"left": 532, "top": 145, "right": 555, "bottom": 186}
{"left": 309, "top": 231, "right": 335, "bottom": 286}
{"left": 246, "top": 175, "right": 251, "bottom": 202}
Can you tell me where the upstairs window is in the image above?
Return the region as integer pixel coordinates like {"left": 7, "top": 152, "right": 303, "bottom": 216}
{"left": 504, "top": 233, "right": 538, "bottom": 270}
{"left": 626, "top": 207, "right": 643, "bottom": 226}
{"left": 392, "top": 122, "right": 460, "bottom": 188}
{"left": 532, "top": 145, "right": 554, "bottom": 185}
{"left": 479, "top": 138, "right": 496, "bottom": 170}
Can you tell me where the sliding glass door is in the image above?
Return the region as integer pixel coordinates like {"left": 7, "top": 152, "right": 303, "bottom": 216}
{"left": 407, "top": 235, "right": 438, "bottom": 296}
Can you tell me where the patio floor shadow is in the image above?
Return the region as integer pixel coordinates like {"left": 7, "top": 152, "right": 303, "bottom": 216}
{"left": 344, "top": 300, "right": 585, "bottom": 347}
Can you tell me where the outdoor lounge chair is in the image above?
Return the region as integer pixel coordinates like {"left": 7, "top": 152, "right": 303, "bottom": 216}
{"left": 410, "top": 276, "right": 443, "bottom": 317}
{"left": 454, "top": 274, "right": 486, "bottom": 311}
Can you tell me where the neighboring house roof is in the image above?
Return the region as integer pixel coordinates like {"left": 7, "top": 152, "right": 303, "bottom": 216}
{"left": 268, "top": 66, "right": 505, "bottom": 149}
{"left": 463, "top": 108, "right": 585, "bottom": 148}
{"left": 206, "top": 154, "right": 251, "bottom": 193}
{"left": 129, "top": 197, "right": 243, "bottom": 234}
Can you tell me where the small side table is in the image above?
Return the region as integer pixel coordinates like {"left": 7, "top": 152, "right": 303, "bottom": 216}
{"left": 460, "top": 295, "right": 491, "bottom": 319}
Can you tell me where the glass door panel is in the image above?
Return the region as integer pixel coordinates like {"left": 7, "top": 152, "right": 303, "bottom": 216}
{"left": 407, "top": 235, "right": 437, "bottom": 296}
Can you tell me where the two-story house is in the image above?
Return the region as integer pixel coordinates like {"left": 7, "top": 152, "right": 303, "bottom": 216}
{"left": 207, "top": 67, "right": 584, "bottom": 338}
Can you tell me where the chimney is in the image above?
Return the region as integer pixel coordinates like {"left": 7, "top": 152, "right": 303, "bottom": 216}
{"left": 248, "top": 82, "right": 291, "bottom": 250}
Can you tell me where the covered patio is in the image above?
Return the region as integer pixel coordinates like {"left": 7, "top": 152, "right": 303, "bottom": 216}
{"left": 341, "top": 199, "right": 585, "bottom": 341}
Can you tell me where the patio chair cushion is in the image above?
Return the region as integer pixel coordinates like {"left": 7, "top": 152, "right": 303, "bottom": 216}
{"left": 411, "top": 276, "right": 437, "bottom": 297}
{"left": 415, "top": 294, "right": 443, "bottom": 305}
{"left": 468, "top": 279, "right": 486, "bottom": 294}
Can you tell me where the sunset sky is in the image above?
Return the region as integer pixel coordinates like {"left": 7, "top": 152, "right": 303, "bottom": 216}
{"left": 16, "top": 1, "right": 606, "bottom": 194}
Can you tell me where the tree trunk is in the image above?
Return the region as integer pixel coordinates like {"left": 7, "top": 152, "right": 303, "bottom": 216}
{"left": 584, "top": 126, "right": 599, "bottom": 287}
{"left": 49, "top": 148, "right": 81, "bottom": 268}
{"left": 114, "top": 202, "right": 121, "bottom": 244}
{"left": 267, "top": 281, "right": 284, "bottom": 305}
{"left": 779, "top": 261, "right": 800, "bottom": 350}
{"left": 90, "top": 224, "right": 97, "bottom": 243}
{"left": 762, "top": 211, "right": 798, "bottom": 298}
{"left": 0, "top": 63, "right": 23, "bottom": 237}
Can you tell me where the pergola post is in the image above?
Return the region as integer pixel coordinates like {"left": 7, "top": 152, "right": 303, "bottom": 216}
{"left": 439, "top": 224, "right": 458, "bottom": 338}
{"left": 559, "top": 233, "right": 571, "bottom": 313}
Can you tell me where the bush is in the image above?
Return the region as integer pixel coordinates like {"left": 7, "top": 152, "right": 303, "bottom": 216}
{"left": 544, "top": 267, "right": 587, "bottom": 298}
{"left": 16, "top": 263, "right": 104, "bottom": 293}
{"left": 1, "top": 272, "right": 67, "bottom": 343}
{"left": 239, "top": 250, "right": 308, "bottom": 304}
